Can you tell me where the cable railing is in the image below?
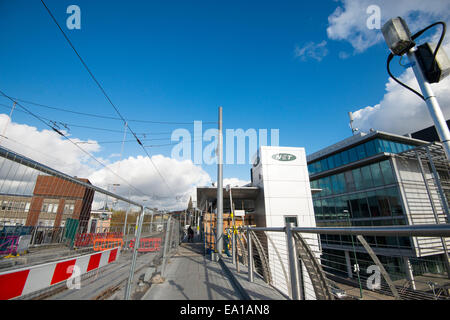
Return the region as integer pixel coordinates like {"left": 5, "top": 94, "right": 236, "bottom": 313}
{"left": 229, "top": 224, "right": 450, "bottom": 300}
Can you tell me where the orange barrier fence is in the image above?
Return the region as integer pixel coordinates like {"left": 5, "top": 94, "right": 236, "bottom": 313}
{"left": 93, "top": 238, "right": 124, "bottom": 251}
{"left": 128, "top": 238, "right": 161, "bottom": 252}
{"left": 75, "top": 232, "right": 123, "bottom": 247}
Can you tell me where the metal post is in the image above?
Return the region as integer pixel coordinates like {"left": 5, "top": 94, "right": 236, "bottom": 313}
{"left": 217, "top": 106, "right": 224, "bottom": 256}
{"left": 228, "top": 186, "right": 236, "bottom": 265}
{"left": 124, "top": 206, "right": 145, "bottom": 300}
{"left": 247, "top": 227, "right": 254, "bottom": 283}
{"left": 407, "top": 49, "right": 450, "bottom": 162}
{"left": 150, "top": 211, "right": 154, "bottom": 233}
{"left": 204, "top": 201, "right": 207, "bottom": 254}
{"left": 285, "top": 222, "right": 301, "bottom": 300}
{"left": 347, "top": 214, "right": 363, "bottom": 299}
{"left": 403, "top": 257, "right": 416, "bottom": 291}
{"left": 345, "top": 250, "right": 353, "bottom": 279}
{"left": 161, "top": 215, "right": 172, "bottom": 277}
{"left": 122, "top": 205, "right": 130, "bottom": 239}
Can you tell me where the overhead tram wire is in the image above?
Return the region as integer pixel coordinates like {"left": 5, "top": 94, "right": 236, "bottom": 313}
{"left": 1, "top": 96, "right": 217, "bottom": 125}
{"left": 76, "top": 137, "right": 206, "bottom": 145}
{"left": 0, "top": 89, "right": 156, "bottom": 202}
{"left": 0, "top": 102, "right": 209, "bottom": 146}
{"left": 0, "top": 103, "right": 172, "bottom": 135}
{"left": 41, "top": 0, "right": 180, "bottom": 198}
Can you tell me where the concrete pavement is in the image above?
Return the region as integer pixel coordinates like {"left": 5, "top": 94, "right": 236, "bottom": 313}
{"left": 142, "top": 238, "right": 241, "bottom": 300}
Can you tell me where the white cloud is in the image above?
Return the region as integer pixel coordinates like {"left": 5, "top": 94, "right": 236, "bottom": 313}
{"left": 294, "top": 41, "right": 328, "bottom": 62}
{"left": 0, "top": 114, "right": 214, "bottom": 210}
{"left": 88, "top": 155, "right": 212, "bottom": 210}
{"left": 0, "top": 114, "right": 101, "bottom": 177}
{"left": 327, "top": 0, "right": 450, "bottom": 53}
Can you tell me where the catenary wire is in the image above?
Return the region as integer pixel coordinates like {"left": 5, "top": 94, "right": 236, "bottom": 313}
{"left": 2, "top": 96, "right": 217, "bottom": 125}
{"left": 0, "top": 89, "right": 157, "bottom": 202}
{"left": 0, "top": 103, "right": 173, "bottom": 136}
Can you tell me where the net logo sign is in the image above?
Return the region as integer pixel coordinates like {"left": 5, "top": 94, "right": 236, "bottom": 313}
{"left": 272, "top": 153, "right": 296, "bottom": 161}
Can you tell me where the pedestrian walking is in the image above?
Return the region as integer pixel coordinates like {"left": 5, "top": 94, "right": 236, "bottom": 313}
{"left": 188, "top": 226, "right": 194, "bottom": 242}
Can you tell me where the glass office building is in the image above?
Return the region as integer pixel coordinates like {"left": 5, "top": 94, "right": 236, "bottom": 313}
{"left": 307, "top": 131, "right": 450, "bottom": 282}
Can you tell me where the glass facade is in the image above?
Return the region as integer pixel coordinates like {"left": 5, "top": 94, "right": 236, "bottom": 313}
{"left": 307, "top": 136, "right": 447, "bottom": 282}
{"left": 311, "top": 158, "right": 412, "bottom": 250}
{"left": 313, "top": 186, "right": 406, "bottom": 224}
{"left": 308, "top": 138, "right": 416, "bottom": 175}
{"left": 310, "top": 160, "right": 396, "bottom": 197}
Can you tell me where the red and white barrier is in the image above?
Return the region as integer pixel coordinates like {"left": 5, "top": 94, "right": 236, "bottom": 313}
{"left": 0, "top": 247, "right": 120, "bottom": 300}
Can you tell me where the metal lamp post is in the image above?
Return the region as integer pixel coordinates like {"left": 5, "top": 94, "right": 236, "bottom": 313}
{"left": 382, "top": 17, "right": 450, "bottom": 161}
{"left": 216, "top": 106, "right": 224, "bottom": 259}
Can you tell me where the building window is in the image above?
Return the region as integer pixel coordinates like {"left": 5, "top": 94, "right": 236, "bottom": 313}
{"left": 386, "top": 187, "right": 404, "bottom": 216}
{"left": 361, "top": 166, "right": 374, "bottom": 189}
{"left": 344, "top": 171, "right": 355, "bottom": 192}
{"left": 284, "top": 216, "right": 298, "bottom": 227}
{"left": 334, "top": 153, "right": 343, "bottom": 168}
{"left": 327, "top": 156, "right": 335, "bottom": 171}
{"left": 320, "top": 158, "right": 329, "bottom": 172}
{"left": 348, "top": 147, "right": 358, "bottom": 163}
{"left": 41, "top": 200, "right": 59, "bottom": 214}
{"left": 369, "top": 163, "right": 384, "bottom": 187}
{"left": 356, "top": 144, "right": 367, "bottom": 160}
{"left": 341, "top": 150, "right": 349, "bottom": 165}
{"left": 367, "top": 191, "right": 380, "bottom": 217}
{"left": 64, "top": 203, "right": 75, "bottom": 215}
{"left": 308, "top": 139, "right": 417, "bottom": 175}
{"left": 352, "top": 168, "right": 364, "bottom": 190}
{"left": 376, "top": 189, "right": 392, "bottom": 217}
{"left": 365, "top": 140, "right": 376, "bottom": 156}
{"left": 380, "top": 160, "right": 395, "bottom": 184}
{"left": 358, "top": 193, "right": 371, "bottom": 218}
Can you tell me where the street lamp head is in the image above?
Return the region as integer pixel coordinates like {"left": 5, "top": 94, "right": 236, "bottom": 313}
{"left": 382, "top": 17, "right": 415, "bottom": 56}
{"left": 226, "top": 184, "right": 230, "bottom": 192}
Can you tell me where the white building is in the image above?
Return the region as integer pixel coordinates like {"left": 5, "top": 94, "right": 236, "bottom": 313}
{"left": 197, "top": 146, "right": 319, "bottom": 299}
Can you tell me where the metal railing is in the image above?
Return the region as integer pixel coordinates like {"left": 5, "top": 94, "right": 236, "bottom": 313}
{"left": 0, "top": 145, "right": 185, "bottom": 300}
{"left": 231, "top": 224, "right": 450, "bottom": 300}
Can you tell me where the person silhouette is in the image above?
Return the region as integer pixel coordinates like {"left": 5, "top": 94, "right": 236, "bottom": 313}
{"left": 187, "top": 226, "right": 194, "bottom": 242}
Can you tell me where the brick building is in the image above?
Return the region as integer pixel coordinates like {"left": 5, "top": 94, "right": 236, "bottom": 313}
{"left": 23, "top": 175, "right": 95, "bottom": 229}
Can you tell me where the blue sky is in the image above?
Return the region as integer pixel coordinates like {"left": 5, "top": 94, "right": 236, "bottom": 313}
{"left": 1, "top": 0, "right": 449, "bottom": 208}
